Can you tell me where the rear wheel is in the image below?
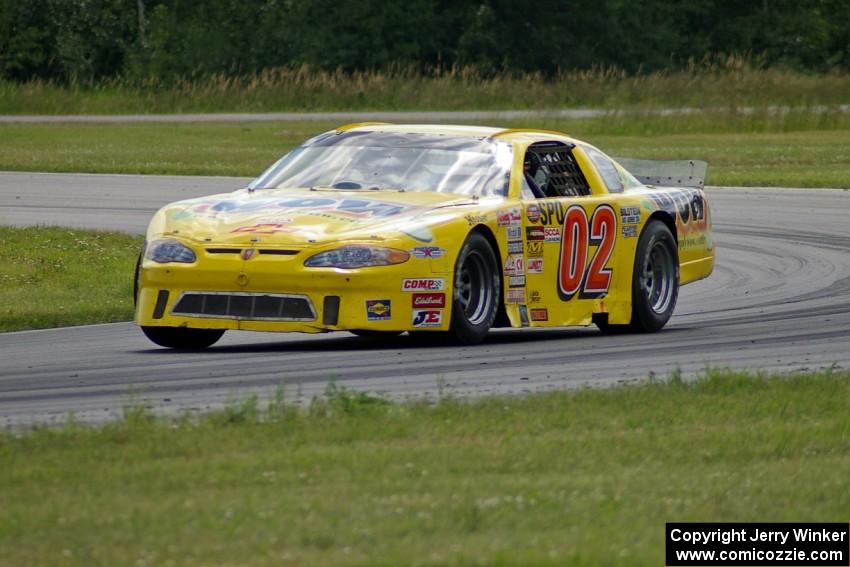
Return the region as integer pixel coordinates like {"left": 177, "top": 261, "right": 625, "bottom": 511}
{"left": 447, "top": 232, "right": 500, "bottom": 345}
{"left": 596, "top": 220, "right": 679, "bottom": 334}
{"left": 141, "top": 326, "right": 225, "bottom": 349}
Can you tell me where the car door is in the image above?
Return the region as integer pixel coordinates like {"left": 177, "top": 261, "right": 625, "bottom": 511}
{"left": 519, "top": 141, "right": 628, "bottom": 327}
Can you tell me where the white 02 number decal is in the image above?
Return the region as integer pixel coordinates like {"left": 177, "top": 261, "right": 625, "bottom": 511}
{"left": 557, "top": 204, "right": 616, "bottom": 300}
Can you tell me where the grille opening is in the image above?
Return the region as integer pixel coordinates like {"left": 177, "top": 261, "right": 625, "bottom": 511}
{"left": 206, "top": 248, "right": 241, "bottom": 254}
{"left": 172, "top": 292, "right": 316, "bottom": 321}
{"left": 259, "top": 249, "right": 299, "bottom": 256}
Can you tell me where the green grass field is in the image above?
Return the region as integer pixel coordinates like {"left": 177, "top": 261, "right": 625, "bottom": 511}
{"left": 2, "top": 63, "right": 849, "bottom": 114}
{"left": 0, "top": 369, "right": 847, "bottom": 566}
{"left": 2, "top": 110, "right": 849, "bottom": 187}
{"left": 0, "top": 226, "right": 142, "bottom": 332}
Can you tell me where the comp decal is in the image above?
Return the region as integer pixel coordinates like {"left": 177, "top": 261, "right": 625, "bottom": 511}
{"left": 401, "top": 278, "right": 445, "bottom": 291}
{"left": 557, "top": 204, "right": 616, "bottom": 301}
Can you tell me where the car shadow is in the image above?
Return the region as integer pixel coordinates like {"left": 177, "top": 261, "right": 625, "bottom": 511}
{"left": 134, "top": 325, "right": 655, "bottom": 355}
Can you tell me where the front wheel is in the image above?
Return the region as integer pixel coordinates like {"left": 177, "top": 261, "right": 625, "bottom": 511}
{"left": 141, "top": 326, "right": 225, "bottom": 349}
{"left": 597, "top": 220, "right": 679, "bottom": 334}
{"left": 447, "top": 232, "right": 500, "bottom": 345}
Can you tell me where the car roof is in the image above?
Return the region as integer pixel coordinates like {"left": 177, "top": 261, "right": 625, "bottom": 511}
{"left": 339, "top": 123, "right": 578, "bottom": 144}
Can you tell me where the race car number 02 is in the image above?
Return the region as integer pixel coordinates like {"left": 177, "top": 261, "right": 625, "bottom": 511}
{"left": 557, "top": 204, "right": 616, "bottom": 300}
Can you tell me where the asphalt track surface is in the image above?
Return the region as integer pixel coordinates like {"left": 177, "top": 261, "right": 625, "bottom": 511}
{"left": 2, "top": 172, "right": 849, "bottom": 427}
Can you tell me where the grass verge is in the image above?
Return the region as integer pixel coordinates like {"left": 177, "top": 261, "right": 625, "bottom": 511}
{"left": 0, "top": 226, "right": 142, "bottom": 332}
{"left": 2, "top": 63, "right": 849, "bottom": 114}
{"left": 0, "top": 369, "right": 847, "bottom": 565}
{"left": 1, "top": 110, "right": 849, "bottom": 187}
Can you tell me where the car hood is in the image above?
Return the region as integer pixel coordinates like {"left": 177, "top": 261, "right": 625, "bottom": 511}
{"left": 154, "top": 187, "right": 488, "bottom": 246}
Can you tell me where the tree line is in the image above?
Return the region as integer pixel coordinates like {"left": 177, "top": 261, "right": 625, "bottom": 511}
{"left": 2, "top": 0, "right": 848, "bottom": 82}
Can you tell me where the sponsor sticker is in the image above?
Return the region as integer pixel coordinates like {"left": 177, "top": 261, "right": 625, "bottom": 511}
{"left": 410, "top": 246, "right": 445, "bottom": 259}
{"left": 519, "top": 305, "right": 530, "bottom": 326}
{"left": 622, "top": 225, "right": 638, "bottom": 238}
{"left": 529, "top": 290, "right": 542, "bottom": 303}
{"left": 231, "top": 222, "right": 295, "bottom": 234}
{"left": 526, "top": 204, "right": 541, "bottom": 223}
{"left": 402, "top": 278, "right": 445, "bottom": 291}
{"left": 527, "top": 240, "right": 544, "bottom": 257}
{"left": 527, "top": 257, "right": 543, "bottom": 273}
{"left": 526, "top": 226, "right": 545, "bottom": 241}
{"left": 497, "top": 208, "right": 521, "bottom": 226}
{"left": 509, "top": 275, "right": 526, "bottom": 288}
{"left": 464, "top": 213, "right": 487, "bottom": 226}
{"left": 506, "top": 289, "right": 525, "bottom": 303}
{"left": 506, "top": 225, "right": 522, "bottom": 240}
{"left": 619, "top": 206, "right": 641, "bottom": 225}
{"left": 530, "top": 308, "right": 548, "bottom": 321}
{"left": 412, "top": 293, "right": 445, "bottom": 308}
{"left": 412, "top": 309, "right": 442, "bottom": 327}
{"left": 544, "top": 227, "right": 561, "bottom": 242}
{"left": 366, "top": 299, "right": 391, "bottom": 321}
{"left": 504, "top": 254, "right": 525, "bottom": 276}
{"left": 507, "top": 240, "right": 523, "bottom": 254}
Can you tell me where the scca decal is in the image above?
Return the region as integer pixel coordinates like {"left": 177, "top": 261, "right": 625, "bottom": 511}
{"left": 557, "top": 204, "right": 616, "bottom": 301}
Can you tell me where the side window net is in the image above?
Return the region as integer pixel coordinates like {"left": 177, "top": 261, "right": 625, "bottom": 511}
{"left": 527, "top": 143, "right": 591, "bottom": 197}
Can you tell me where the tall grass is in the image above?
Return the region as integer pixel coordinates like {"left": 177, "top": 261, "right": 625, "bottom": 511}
{"left": 2, "top": 57, "right": 849, "bottom": 114}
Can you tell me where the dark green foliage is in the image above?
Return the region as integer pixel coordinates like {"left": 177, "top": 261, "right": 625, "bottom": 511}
{"left": 1, "top": 0, "right": 850, "bottom": 82}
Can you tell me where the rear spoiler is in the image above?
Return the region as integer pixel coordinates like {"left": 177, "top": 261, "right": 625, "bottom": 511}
{"left": 614, "top": 158, "right": 708, "bottom": 189}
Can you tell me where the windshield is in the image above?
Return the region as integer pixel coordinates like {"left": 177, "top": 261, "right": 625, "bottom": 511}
{"left": 249, "top": 131, "right": 513, "bottom": 197}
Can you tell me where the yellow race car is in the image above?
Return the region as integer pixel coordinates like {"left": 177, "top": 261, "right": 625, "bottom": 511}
{"left": 135, "top": 123, "right": 714, "bottom": 348}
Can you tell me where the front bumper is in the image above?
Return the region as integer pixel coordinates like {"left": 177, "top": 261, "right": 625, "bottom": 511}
{"left": 135, "top": 252, "right": 452, "bottom": 333}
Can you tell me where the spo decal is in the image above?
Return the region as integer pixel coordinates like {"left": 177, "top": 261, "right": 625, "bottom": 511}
{"left": 557, "top": 204, "right": 617, "bottom": 301}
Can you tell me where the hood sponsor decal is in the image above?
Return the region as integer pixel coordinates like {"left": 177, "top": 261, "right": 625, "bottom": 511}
{"left": 412, "top": 293, "right": 446, "bottom": 308}
{"left": 179, "top": 196, "right": 416, "bottom": 221}
{"left": 412, "top": 309, "right": 442, "bottom": 327}
{"left": 366, "top": 299, "right": 392, "bottom": 320}
{"left": 401, "top": 278, "right": 445, "bottom": 291}
{"left": 410, "top": 246, "right": 445, "bottom": 259}
{"left": 232, "top": 222, "right": 296, "bottom": 234}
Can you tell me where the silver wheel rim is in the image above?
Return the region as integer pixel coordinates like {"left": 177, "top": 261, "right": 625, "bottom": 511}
{"left": 456, "top": 249, "right": 495, "bottom": 325}
{"left": 639, "top": 237, "right": 676, "bottom": 314}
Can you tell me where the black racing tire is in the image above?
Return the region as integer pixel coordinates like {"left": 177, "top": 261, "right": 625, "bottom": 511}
{"left": 447, "top": 232, "right": 500, "bottom": 345}
{"left": 349, "top": 330, "right": 404, "bottom": 338}
{"left": 133, "top": 251, "right": 142, "bottom": 308}
{"left": 141, "top": 326, "right": 225, "bottom": 349}
{"left": 596, "top": 220, "right": 679, "bottom": 334}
